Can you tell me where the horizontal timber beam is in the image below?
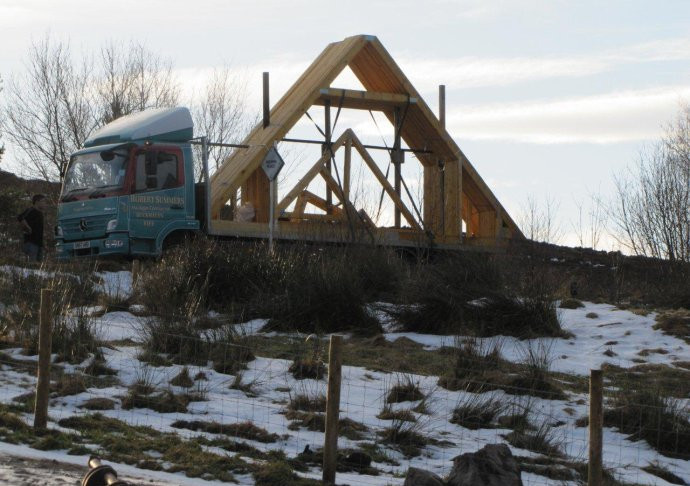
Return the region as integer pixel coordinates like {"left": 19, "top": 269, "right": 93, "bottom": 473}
{"left": 314, "top": 88, "right": 418, "bottom": 111}
{"left": 281, "top": 137, "right": 432, "bottom": 154}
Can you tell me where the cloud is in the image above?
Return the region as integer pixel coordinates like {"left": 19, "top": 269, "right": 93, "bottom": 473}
{"left": 397, "top": 38, "right": 690, "bottom": 90}
{"left": 446, "top": 85, "right": 690, "bottom": 143}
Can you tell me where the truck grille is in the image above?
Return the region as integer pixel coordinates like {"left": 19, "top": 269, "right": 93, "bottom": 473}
{"left": 62, "top": 214, "right": 113, "bottom": 239}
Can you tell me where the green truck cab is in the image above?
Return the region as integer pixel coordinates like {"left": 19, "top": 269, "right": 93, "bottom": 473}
{"left": 56, "top": 108, "right": 202, "bottom": 259}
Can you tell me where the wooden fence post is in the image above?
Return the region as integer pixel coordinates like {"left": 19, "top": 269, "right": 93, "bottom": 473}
{"left": 589, "top": 368, "right": 603, "bottom": 486}
{"left": 323, "top": 335, "right": 343, "bottom": 484}
{"left": 34, "top": 288, "right": 53, "bottom": 431}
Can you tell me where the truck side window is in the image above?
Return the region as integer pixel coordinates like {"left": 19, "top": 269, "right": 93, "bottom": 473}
{"left": 135, "top": 151, "right": 181, "bottom": 192}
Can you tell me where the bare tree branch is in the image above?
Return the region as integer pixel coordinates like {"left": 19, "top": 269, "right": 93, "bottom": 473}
{"left": 609, "top": 103, "right": 690, "bottom": 262}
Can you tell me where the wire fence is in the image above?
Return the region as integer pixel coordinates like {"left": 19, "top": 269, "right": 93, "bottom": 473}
{"left": 0, "top": 270, "right": 689, "bottom": 485}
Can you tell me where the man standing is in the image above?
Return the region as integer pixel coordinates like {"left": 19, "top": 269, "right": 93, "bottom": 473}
{"left": 17, "top": 194, "right": 48, "bottom": 262}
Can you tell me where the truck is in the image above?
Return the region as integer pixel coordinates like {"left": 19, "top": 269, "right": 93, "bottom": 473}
{"left": 56, "top": 107, "right": 213, "bottom": 259}
{"left": 55, "top": 35, "right": 522, "bottom": 259}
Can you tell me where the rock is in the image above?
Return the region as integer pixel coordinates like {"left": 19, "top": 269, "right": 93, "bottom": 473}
{"left": 343, "top": 451, "right": 372, "bottom": 470}
{"left": 403, "top": 467, "right": 444, "bottom": 486}
{"left": 446, "top": 444, "right": 522, "bottom": 486}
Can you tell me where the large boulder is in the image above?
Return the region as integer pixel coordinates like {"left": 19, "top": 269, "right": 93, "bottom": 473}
{"left": 446, "top": 444, "right": 522, "bottom": 486}
{"left": 403, "top": 467, "right": 444, "bottom": 486}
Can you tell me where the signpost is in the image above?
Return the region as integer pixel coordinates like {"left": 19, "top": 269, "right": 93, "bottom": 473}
{"left": 261, "top": 145, "right": 285, "bottom": 253}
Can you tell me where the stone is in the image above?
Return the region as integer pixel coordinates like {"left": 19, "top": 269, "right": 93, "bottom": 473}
{"left": 446, "top": 444, "right": 522, "bottom": 486}
{"left": 403, "top": 467, "right": 444, "bottom": 486}
{"left": 343, "top": 451, "right": 372, "bottom": 470}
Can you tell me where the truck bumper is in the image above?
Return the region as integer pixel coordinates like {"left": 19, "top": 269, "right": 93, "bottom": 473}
{"left": 57, "top": 234, "right": 130, "bottom": 259}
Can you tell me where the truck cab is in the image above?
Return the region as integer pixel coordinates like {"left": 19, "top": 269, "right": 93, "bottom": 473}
{"left": 56, "top": 108, "right": 201, "bottom": 259}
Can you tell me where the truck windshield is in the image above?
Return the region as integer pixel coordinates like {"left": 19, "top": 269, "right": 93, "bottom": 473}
{"left": 63, "top": 149, "right": 129, "bottom": 197}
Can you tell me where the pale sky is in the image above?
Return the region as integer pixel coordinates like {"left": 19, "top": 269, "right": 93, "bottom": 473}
{"left": 2, "top": 0, "right": 690, "bottom": 248}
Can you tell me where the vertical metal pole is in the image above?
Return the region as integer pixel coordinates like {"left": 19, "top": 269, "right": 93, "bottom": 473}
{"left": 589, "top": 369, "right": 603, "bottom": 486}
{"left": 439, "top": 84, "right": 446, "bottom": 129}
{"left": 263, "top": 72, "right": 270, "bottom": 129}
{"left": 393, "top": 107, "right": 402, "bottom": 228}
{"left": 34, "top": 288, "right": 53, "bottom": 431}
{"left": 202, "top": 136, "right": 211, "bottom": 231}
{"left": 323, "top": 335, "right": 343, "bottom": 484}
{"left": 324, "top": 100, "right": 332, "bottom": 214}
{"left": 438, "top": 85, "right": 446, "bottom": 237}
{"left": 269, "top": 179, "right": 275, "bottom": 254}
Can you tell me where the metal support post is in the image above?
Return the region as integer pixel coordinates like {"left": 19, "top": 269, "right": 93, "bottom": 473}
{"left": 393, "top": 107, "right": 402, "bottom": 228}
{"left": 323, "top": 100, "right": 332, "bottom": 214}
{"left": 202, "top": 136, "right": 211, "bottom": 230}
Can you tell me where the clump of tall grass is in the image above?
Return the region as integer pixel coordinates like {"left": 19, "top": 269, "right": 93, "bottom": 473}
{"left": 604, "top": 386, "right": 690, "bottom": 458}
{"left": 392, "top": 252, "right": 564, "bottom": 338}
{"left": 0, "top": 262, "right": 101, "bottom": 363}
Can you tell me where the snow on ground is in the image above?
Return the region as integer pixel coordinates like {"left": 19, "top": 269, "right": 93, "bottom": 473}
{"left": 383, "top": 302, "right": 690, "bottom": 375}
{"left": 0, "top": 296, "right": 689, "bottom": 485}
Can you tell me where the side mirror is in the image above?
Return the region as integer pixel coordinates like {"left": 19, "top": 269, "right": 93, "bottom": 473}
{"left": 145, "top": 151, "right": 157, "bottom": 176}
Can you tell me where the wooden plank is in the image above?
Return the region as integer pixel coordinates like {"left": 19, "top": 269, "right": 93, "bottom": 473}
{"left": 314, "top": 88, "right": 417, "bottom": 111}
{"left": 276, "top": 130, "right": 349, "bottom": 213}
{"left": 301, "top": 190, "right": 342, "bottom": 214}
{"left": 241, "top": 169, "right": 270, "bottom": 223}
{"left": 34, "top": 289, "right": 53, "bottom": 431}
{"left": 443, "top": 158, "right": 461, "bottom": 239}
{"left": 350, "top": 134, "right": 422, "bottom": 231}
{"left": 293, "top": 193, "right": 308, "bottom": 217}
{"left": 284, "top": 212, "right": 343, "bottom": 222}
{"left": 323, "top": 335, "right": 343, "bottom": 484}
{"left": 424, "top": 165, "right": 442, "bottom": 236}
{"left": 477, "top": 209, "right": 496, "bottom": 239}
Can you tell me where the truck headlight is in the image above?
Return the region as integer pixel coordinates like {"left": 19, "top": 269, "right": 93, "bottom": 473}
{"left": 106, "top": 219, "right": 118, "bottom": 232}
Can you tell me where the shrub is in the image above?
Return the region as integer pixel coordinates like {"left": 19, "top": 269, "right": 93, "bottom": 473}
{"left": 377, "top": 406, "right": 416, "bottom": 422}
{"left": 288, "top": 392, "right": 326, "bottom": 413}
{"left": 170, "top": 367, "right": 194, "bottom": 388}
{"left": 505, "top": 341, "right": 566, "bottom": 400}
{"left": 438, "top": 338, "right": 507, "bottom": 392}
{"left": 450, "top": 393, "right": 506, "bottom": 430}
{"left": 0, "top": 262, "right": 100, "bottom": 363}
{"left": 265, "top": 249, "right": 382, "bottom": 335}
{"left": 559, "top": 298, "right": 584, "bottom": 309}
{"left": 393, "top": 252, "right": 564, "bottom": 338}
{"left": 171, "top": 420, "right": 280, "bottom": 443}
{"left": 654, "top": 309, "right": 690, "bottom": 343}
{"left": 505, "top": 422, "right": 562, "bottom": 457}
{"left": 385, "top": 374, "right": 424, "bottom": 403}
{"left": 604, "top": 387, "right": 690, "bottom": 458}
{"left": 253, "top": 461, "right": 321, "bottom": 486}
{"left": 378, "top": 417, "right": 432, "bottom": 458}
{"left": 288, "top": 335, "right": 325, "bottom": 380}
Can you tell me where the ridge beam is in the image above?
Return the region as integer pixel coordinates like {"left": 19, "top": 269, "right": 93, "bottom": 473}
{"left": 314, "top": 88, "right": 417, "bottom": 111}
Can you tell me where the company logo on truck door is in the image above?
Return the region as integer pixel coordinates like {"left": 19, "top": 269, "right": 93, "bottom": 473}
{"left": 130, "top": 195, "right": 184, "bottom": 205}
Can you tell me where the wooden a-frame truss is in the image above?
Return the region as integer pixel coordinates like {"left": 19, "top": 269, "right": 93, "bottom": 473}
{"left": 209, "top": 34, "right": 523, "bottom": 248}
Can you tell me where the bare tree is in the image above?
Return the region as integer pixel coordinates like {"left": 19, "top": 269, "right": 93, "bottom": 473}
{"left": 610, "top": 104, "right": 690, "bottom": 262}
{"left": 517, "top": 194, "right": 563, "bottom": 244}
{"left": 572, "top": 192, "right": 607, "bottom": 249}
{"left": 2, "top": 36, "right": 182, "bottom": 182}
{"left": 1, "top": 37, "right": 94, "bottom": 181}
{"left": 96, "top": 41, "right": 180, "bottom": 124}
{"left": 190, "top": 66, "right": 255, "bottom": 181}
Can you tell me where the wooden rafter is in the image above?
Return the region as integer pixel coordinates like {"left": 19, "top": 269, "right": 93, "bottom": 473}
{"left": 349, "top": 133, "right": 422, "bottom": 231}
{"left": 208, "top": 34, "right": 523, "bottom": 245}
{"left": 314, "top": 88, "right": 417, "bottom": 111}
